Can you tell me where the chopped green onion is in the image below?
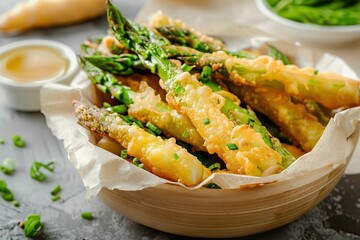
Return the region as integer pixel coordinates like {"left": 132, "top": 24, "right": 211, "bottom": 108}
{"left": 24, "top": 214, "right": 42, "bottom": 238}
{"left": 132, "top": 158, "right": 144, "bottom": 169}
{"left": 206, "top": 183, "right": 221, "bottom": 189}
{"left": 314, "top": 69, "right": 319, "bottom": 75}
{"left": 120, "top": 149, "right": 128, "bottom": 159}
{"left": 0, "top": 139, "right": 5, "bottom": 144}
{"left": 12, "top": 200, "right": 20, "bottom": 207}
{"left": 146, "top": 122, "right": 162, "bottom": 135}
{"left": 51, "top": 195, "right": 61, "bottom": 202}
{"left": 30, "top": 161, "right": 56, "bottom": 182}
{"left": 103, "top": 102, "right": 111, "bottom": 108}
{"left": 200, "top": 66, "right": 212, "bottom": 82}
{"left": 81, "top": 212, "right": 93, "bottom": 220}
{"left": 12, "top": 135, "right": 26, "bottom": 148}
{"left": 181, "top": 63, "right": 192, "bottom": 72}
{"left": 208, "top": 163, "right": 221, "bottom": 171}
{"left": 0, "top": 158, "right": 16, "bottom": 175}
{"left": 181, "top": 131, "right": 188, "bottom": 138}
{"left": 203, "top": 118, "right": 210, "bottom": 125}
{"left": 0, "top": 179, "right": 14, "bottom": 201}
{"left": 174, "top": 85, "right": 185, "bottom": 95}
{"left": 50, "top": 185, "right": 61, "bottom": 196}
{"left": 110, "top": 104, "right": 128, "bottom": 114}
{"left": 226, "top": 143, "right": 238, "bottom": 150}
{"left": 173, "top": 153, "right": 179, "bottom": 160}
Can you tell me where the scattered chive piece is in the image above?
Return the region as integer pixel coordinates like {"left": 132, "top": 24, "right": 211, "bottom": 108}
{"left": 200, "top": 66, "right": 212, "bottom": 82}
{"left": 181, "top": 131, "right": 188, "bottom": 138}
{"left": 51, "top": 195, "right": 61, "bottom": 202}
{"left": 174, "top": 85, "right": 185, "bottom": 95}
{"left": 103, "top": 102, "right": 111, "bottom": 108}
{"left": 181, "top": 63, "right": 192, "bottom": 72}
{"left": 132, "top": 158, "right": 144, "bottom": 169}
{"left": 206, "top": 183, "right": 221, "bottom": 189}
{"left": 0, "top": 179, "right": 14, "bottom": 201}
{"left": 208, "top": 163, "right": 221, "bottom": 171}
{"left": 30, "top": 161, "right": 56, "bottom": 182}
{"left": 24, "top": 214, "right": 42, "bottom": 238}
{"left": 173, "top": 153, "right": 179, "bottom": 160}
{"left": 120, "top": 149, "right": 128, "bottom": 159}
{"left": 146, "top": 122, "right": 162, "bottom": 135}
{"left": 50, "top": 185, "right": 61, "bottom": 196}
{"left": 0, "top": 158, "right": 16, "bottom": 175}
{"left": 110, "top": 104, "right": 128, "bottom": 114}
{"left": 314, "top": 69, "right": 319, "bottom": 75}
{"left": 226, "top": 143, "right": 238, "bottom": 150}
{"left": 81, "top": 212, "right": 93, "bottom": 220}
{"left": 12, "top": 200, "right": 20, "bottom": 207}
{"left": 12, "top": 135, "right": 26, "bottom": 148}
{"left": 203, "top": 118, "right": 210, "bottom": 125}
{"left": 0, "top": 139, "right": 5, "bottom": 144}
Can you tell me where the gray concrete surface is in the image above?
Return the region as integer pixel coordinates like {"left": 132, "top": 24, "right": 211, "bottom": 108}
{"left": 0, "top": 1, "right": 359, "bottom": 239}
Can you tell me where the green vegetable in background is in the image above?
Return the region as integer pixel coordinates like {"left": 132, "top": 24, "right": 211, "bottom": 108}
{"left": 268, "top": 0, "right": 360, "bottom": 26}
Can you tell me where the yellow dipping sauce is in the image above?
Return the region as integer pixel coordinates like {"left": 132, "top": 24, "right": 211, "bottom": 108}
{"left": 0, "top": 46, "right": 68, "bottom": 83}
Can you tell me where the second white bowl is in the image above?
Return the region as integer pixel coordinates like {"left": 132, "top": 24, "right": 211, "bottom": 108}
{"left": 255, "top": 0, "right": 360, "bottom": 45}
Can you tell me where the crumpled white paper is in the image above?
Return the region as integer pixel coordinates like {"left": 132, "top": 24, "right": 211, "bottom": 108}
{"left": 40, "top": 18, "right": 360, "bottom": 197}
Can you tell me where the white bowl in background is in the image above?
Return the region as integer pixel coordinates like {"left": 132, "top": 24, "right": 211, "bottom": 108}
{"left": 255, "top": 0, "right": 360, "bottom": 45}
{"left": 0, "top": 39, "right": 79, "bottom": 111}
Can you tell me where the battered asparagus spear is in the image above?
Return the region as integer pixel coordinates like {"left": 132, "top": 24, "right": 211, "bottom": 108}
{"left": 73, "top": 101, "right": 211, "bottom": 186}
{"left": 180, "top": 51, "right": 360, "bottom": 109}
{"left": 149, "top": 11, "right": 257, "bottom": 59}
{"left": 229, "top": 83, "right": 325, "bottom": 152}
{"left": 107, "top": 1, "right": 283, "bottom": 176}
{"left": 81, "top": 58, "right": 205, "bottom": 150}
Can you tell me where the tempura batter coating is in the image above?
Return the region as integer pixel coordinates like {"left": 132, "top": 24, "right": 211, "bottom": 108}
{"left": 188, "top": 51, "right": 360, "bottom": 109}
{"left": 162, "top": 72, "right": 283, "bottom": 176}
{"left": 74, "top": 101, "right": 211, "bottom": 186}
{"left": 128, "top": 83, "right": 205, "bottom": 151}
{"left": 233, "top": 85, "right": 325, "bottom": 152}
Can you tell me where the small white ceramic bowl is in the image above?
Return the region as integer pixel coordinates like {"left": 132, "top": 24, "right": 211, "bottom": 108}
{"left": 0, "top": 39, "right": 79, "bottom": 111}
{"left": 255, "top": 0, "right": 360, "bottom": 45}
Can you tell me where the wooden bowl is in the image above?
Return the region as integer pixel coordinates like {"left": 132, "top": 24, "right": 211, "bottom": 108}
{"left": 98, "top": 165, "right": 344, "bottom": 238}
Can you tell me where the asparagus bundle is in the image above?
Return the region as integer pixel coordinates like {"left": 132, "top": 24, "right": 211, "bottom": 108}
{"left": 107, "top": 1, "right": 283, "bottom": 176}
{"left": 73, "top": 2, "right": 359, "bottom": 185}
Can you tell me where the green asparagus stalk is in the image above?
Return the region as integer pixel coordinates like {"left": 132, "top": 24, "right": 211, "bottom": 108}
{"left": 107, "top": 1, "right": 284, "bottom": 176}
{"left": 199, "top": 66, "right": 296, "bottom": 167}
{"left": 81, "top": 58, "right": 205, "bottom": 150}
{"left": 74, "top": 101, "right": 211, "bottom": 186}
{"left": 178, "top": 51, "right": 360, "bottom": 109}
{"left": 84, "top": 54, "right": 146, "bottom": 76}
{"left": 150, "top": 12, "right": 257, "bottom": 59}
{"left": 228, "top": 83, "right": 325, "bottom": 152}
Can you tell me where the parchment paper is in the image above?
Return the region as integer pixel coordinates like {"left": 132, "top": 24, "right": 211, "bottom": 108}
{"left": 41, "top": 4, "right": 360, "bottom": 197}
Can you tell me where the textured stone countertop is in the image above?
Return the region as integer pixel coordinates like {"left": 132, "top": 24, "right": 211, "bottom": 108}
{"left": 0, "top": 1, "right": 359, "bottom": 239}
